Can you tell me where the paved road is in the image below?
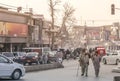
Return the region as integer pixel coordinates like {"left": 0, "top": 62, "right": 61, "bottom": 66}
{"left": 1, "top": 59, "right": 119, "bottom": 81}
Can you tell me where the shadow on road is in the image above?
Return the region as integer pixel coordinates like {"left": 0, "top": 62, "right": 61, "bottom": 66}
{"left": 0, "top": 78, "right": 25, "bottom": 81}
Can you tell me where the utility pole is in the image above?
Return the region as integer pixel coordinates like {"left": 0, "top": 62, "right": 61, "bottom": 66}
{"left": 84, "top": 21, "right": 87, "bottom": 48}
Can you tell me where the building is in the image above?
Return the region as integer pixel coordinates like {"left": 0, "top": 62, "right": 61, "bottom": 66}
{"left": 0, "top": 7, "right": 30, "bottom": 52}
{"left": 70, "top": 24, "right": 120, "bottom": 49}
{"left": 0, "top": 5, "right": 64, "bottom": 52}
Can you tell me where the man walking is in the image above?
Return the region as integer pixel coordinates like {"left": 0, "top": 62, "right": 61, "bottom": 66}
{"left": 79, "top": 48, "right": 90, "bottom": 77}
{"left": 91, "top": 51, "right": 101, "bottom": 77}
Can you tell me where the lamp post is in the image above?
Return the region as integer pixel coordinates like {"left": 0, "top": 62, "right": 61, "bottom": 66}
{"left": 83, "top": 21, "right": 87, "bottom": 48}
{"left": 48, "top": 24, "right": 51, "bottom": 47}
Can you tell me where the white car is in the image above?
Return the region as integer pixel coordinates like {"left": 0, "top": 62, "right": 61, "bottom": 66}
{"left": 0, "top": 54, "right": 25, "bottom": 80}
{"left": 102, "top": 52, "right": 120, "bottom": 65}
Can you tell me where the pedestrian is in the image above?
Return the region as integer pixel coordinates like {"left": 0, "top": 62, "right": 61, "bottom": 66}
{"left": 91, "top": 51, "right": 101, "bottom": 77}
{"left": 42, "top": 52, "right": 48, "bottom": 64}
{"left": 55, "top": 50, "right": 63, "bottom": 64}
{"left": 79, "top": 48, "right": 90, "bottom": 77}
{"left": 66, "top": 49, "right": 70, "bottom": 60}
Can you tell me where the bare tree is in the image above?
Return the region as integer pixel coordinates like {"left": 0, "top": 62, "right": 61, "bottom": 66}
{"left": 48, "top": 0, "right": 61, "bottom": 49}
{"left": 60, "top": 2, "right": 76, "bottom": 38}
{"left": 49, "top": 0, "right": 61, "bottom": 48}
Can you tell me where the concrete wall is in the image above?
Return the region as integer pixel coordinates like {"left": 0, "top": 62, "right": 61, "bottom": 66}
{"left": 25, "top": 63, "right": 64, "bottom": 72}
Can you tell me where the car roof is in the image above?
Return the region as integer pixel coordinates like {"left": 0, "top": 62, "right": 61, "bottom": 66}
{"left": 27, "top": 52, "right": 39, "bottom": 54}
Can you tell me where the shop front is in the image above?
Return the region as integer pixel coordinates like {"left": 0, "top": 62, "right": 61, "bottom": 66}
{"left": 0, "top": 22, "right": 28, "bottom": 52}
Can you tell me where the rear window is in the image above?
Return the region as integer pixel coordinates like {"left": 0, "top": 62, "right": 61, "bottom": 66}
{"left": 2, "top": 52, "right": 14, "bottom": 57}
{"left": 19, "top": 52, "right": 26, "bottom": 56}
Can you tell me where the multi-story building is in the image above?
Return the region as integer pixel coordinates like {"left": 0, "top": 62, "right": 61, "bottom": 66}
{"left": 70, "top": 24, "right": 120, "bottom": 49}
{"left": 0, "top": 6, "right": 44, "bottom": 52}
{"left": 0, "top": 7, "right": 30, "bottom": 52}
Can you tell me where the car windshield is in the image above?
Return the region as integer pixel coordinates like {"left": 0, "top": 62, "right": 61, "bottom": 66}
{"left": 2, "top": 52, "right": 14, "bottom": 57}
{"left": 19, "top": 52, "right": 26, "bottom": 56}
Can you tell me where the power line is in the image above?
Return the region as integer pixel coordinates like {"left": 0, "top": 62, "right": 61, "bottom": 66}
{"left": 0, "top": 3, "right": 29, "bottom": 11}
{"left": 76, "top": 19, "right": 120, "bottom": 22}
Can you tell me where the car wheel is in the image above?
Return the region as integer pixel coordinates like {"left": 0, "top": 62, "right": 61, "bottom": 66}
{"left": 116, "top": 59, "right": 119, "bottom": 65}
{"left": 12, "top": 70, "right": 21, "bottom": 80}
{"left": 103, "top": 59, "right": 107, "bottom": 64}
{"left": 29, "top": 63, "right": 32, "bottom": 65}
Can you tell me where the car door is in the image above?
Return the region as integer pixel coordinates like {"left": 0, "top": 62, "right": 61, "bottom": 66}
{"left": 0, "top": 56, "right": 14, "bottom": 76}
{"left": 111, "top": 53, "right": 118, "bottom": 64}
{"left": 105, "top": 53, "right": 112, "bottom": 64}
{"left": 108, "top": 52, "right": 116, "bottom": 64}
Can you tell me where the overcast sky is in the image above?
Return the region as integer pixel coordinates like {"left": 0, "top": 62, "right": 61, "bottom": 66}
{"left": 0, "top": 0, "right": 120, "bottom": 26}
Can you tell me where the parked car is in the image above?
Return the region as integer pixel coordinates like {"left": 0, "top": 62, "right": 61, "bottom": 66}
{"left": 102, "top": 51, "right": 120, "bottom": 65}
{"left": 48, "top": 51, "right": 57, "bottom": 63}
{"left": 13, "top": 52, "right": 27, "bottom": 64}
{"left": 1, "top": 52, "right": 15, "bottom": 61}
{"left": 0, "top": 54, "right": 25, "bottom": 80}
{"left": 23, "top": 52, "right": 40, "bottom": 65}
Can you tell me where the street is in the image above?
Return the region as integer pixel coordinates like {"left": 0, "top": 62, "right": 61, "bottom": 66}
{"left": 1, "top": 59, "right": 119, "bottom": 81}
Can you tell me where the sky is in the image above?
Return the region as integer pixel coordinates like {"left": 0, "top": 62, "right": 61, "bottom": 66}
{"left": 0, "top": 0, "right": 120, "bottom": 26}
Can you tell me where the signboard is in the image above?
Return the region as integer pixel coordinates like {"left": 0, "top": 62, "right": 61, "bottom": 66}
{"left": 96, "top": 46, "right": 106, "bottom": 56}
{"left": 0, "top": 22, "right": 28, "bottom": 37}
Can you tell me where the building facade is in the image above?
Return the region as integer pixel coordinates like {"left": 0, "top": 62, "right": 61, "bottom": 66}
{"left": 0, "top": 8, "right": 30, "bottom": 52}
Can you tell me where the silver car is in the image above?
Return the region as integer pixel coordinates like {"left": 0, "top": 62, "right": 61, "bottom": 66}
{"left": 0, "top": 54, "right": 25, "bottom": 80}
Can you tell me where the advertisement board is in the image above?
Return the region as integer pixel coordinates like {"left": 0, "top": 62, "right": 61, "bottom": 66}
{"left": 0, "top": 22, "right": 28, "bottom": 37}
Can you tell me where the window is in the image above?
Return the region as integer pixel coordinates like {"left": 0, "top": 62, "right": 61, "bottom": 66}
{"left": 13, "top": 53, "right": 18, "bottom": 57}
{"left": 0, "top": 56, "right": 8, "bottom": 63}
{"left": 2, "top": 52, "right": 14, "bottom": 57}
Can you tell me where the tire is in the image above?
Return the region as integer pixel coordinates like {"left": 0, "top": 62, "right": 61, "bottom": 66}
{"left": 103, "top": 59, "right": 107, "bottom": 64}
{"left": 116, "top": 59, "right": 119, "bottom": 65}
{"left": 12, "top": 70, "right": 21, "bottom": 80}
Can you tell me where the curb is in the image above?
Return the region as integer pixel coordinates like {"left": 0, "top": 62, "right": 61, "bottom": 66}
{"left": 112, "top": 68, "right": 120, "bottom": 73}
{"left": 25, "top": 62, "right": 64, "bottom": 72}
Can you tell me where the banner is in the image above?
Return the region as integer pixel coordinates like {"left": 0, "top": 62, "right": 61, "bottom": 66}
{"left": 0, "top": 22, "right": 28, "bottom": 37}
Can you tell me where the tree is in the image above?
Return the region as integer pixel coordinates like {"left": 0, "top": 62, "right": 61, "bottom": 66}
{"left": 48, "top": 0, "right": 61, "bottom": 49}
{"left": 58, "top": 2, "right": 76, "bottom": 48}
{"left": 59, "top": 2, "right": 76, "bottom": 39}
